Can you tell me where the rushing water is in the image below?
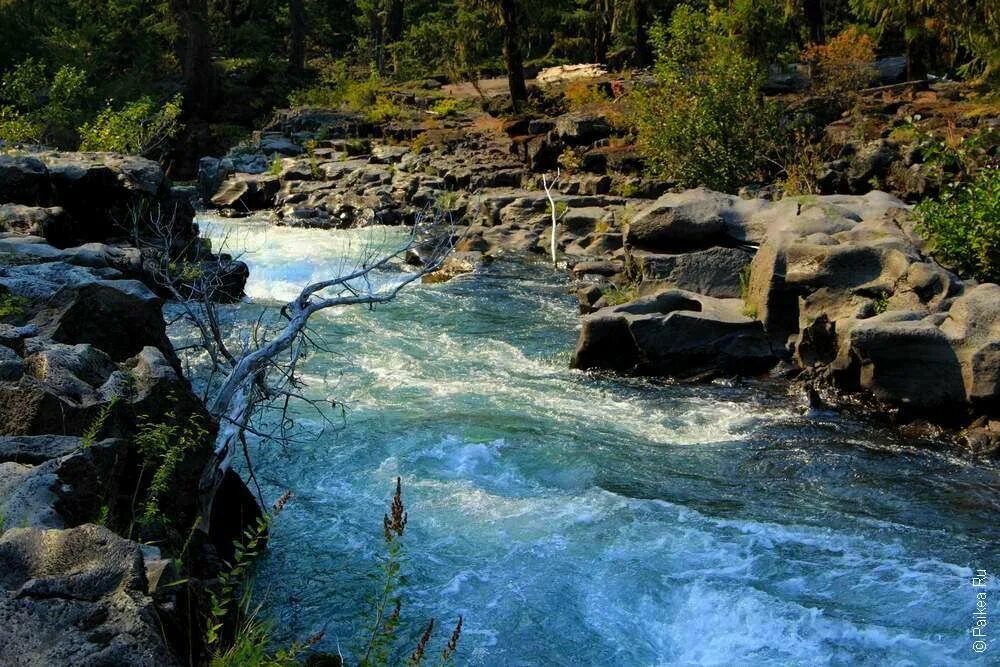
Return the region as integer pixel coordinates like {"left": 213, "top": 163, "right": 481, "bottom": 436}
{"left": 193, "top": 215, "right": 999, "bottom": 666}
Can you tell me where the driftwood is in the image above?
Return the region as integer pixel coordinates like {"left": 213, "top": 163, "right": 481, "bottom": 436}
{"left": 142, "top": 205, "right": 454, "bottom": 532}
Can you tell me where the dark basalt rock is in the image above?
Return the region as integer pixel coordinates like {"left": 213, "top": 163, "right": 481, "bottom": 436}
{"left": 572, "top": 289, "right": 777, "bottom": 377}
{"left": 0, "top": 524, "right": 178, "bottom": 666}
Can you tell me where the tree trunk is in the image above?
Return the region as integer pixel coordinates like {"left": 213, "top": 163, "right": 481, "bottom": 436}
{"left": 632, "top": 0, "right": 652, "bottom": 67}
{"left": 289, "top": 0, "right": 307, "bottom": 75}
{"left": 802, "top": 0, "right": 825, "bottom": 44}
{"left": 499, "top": 0, "right": 528, "bottom": 110}
{"left": 385, "top": 0, "right": 405, "bottom": 44}
{"left": 593, "top": 0, "right": 612, "bottom": 63}
{"left": 172, "top": 0, "right": 214, "bottom": 119}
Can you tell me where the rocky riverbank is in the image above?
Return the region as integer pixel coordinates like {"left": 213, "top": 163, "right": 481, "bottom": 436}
{"left": 0, "top": 151, "right": 256, "bottom": 664}
{"left": 196, "top": 79, "right": 999, "bottom": 456}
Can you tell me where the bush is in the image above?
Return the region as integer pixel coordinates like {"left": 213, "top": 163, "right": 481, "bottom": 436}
{"left": 78, "top": 94, "right": 183, "bottom": 159}
{"left": 801, "top": 27, "right": 878, "bottom": 96}
{"left": 430, "top": 96, "right": 463, "bottom": 118}
{"left": 915, "top": 167, "right": 1000, "bottom": 282}
{"left": 630, "top": 7, "right": 782, "bottom": 192}
{"left": 0, "top": 58, "right": 90, "bottom": 147}
{"left": 562, "top": 81, "right": 610, "bottom": 111}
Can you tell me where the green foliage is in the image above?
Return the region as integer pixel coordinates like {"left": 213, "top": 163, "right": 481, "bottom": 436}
{"left": 557, "top": 148, "right": 582, "bottom": 175}
{"left": 77, "top": 94, "right": 182, "bottom": 159}
{"left": 304, "top": 139, "right": 321, "bottom": 179}
{"left": 430, "top": 97, "right": 462, "bottom": 118}
{"left": 0, "top": 58, "right": 90, "bottom": 146}
{"left": 713, "top": 0, "right": 796, "bottom": 65}
{"left": 365, "top": 95, "right": 404, "bottom": 124}
{"left": 359, "top": 477, "right": 408, "bottom": 666}
{"left": 631, "top": 6, "right": 782, "bottom": 192}
{"left": 849, "top": 0, "right": 999, "bottom": 80}
{"left": 81, "top": 396, "right": 119, "bottom": 448}
{"left": 133, "top": 411, "right": 207, "bottom": 528}
{"left": 206, "top": 492, "right": 321, "bottom": 667}
{"left": 872, "top": 292, "right": 890, "bottom": 315}
{"left": 206, "top": 508, "right": 275, "bottom": 649}
{"left": 916, "top": 167, "right": 1000, "bottom": 283}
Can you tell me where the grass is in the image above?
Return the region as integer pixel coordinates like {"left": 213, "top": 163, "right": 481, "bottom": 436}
{"left": 602, "top": 284, "right": 639, "bottom": 306}
{"left": 872, "top": 292, "right": 890, "bottom": 315}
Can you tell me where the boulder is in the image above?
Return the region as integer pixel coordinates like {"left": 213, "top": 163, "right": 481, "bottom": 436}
{"left": 746, "top": 193, "right": 915, "bottom": 346}
{"left": 632, "top": 246, "right": 753, "bottom": 298}
{"left": 553, "top": 113, "right": 613, "bottom": 145}
{"left": 30, "top": 280, "right": 179, "bottom": 369}
{"left": 259, "top": 135, "right": 303, "bottom": 156}
{"left": 0, "top": 435, "right": 84, "bottom": 465}
{"left": 369, "top": 145, "right": 410, "bottom": 165}
{"left": 846, "top": 140, "right": 899, "bottom": 193}
{"left": 422, "top": 252, "right": 488, "bottom": 284}
{"left": 0, "top": 155, "right": 50, "bottom": 205}
{"left": 572, "top": 289, "right": 776, "bottom": 377}
{"left": 941, "top": 284, "right": 1000, "bottom": 412}
{"left": 210, "top": 174, "right": 280, "bottom": 210}
{"left": 625, "top": 188, "right": 774, "bottom": 251}
{"left": 0, "top": 525, "right": 177, "bottom": 666}
{"left": 197, "top": 156, "right": 231, "bottom": 202}
{"left": 0, "top": 205, "right": 72, "bottom": 244}
{"left": 875, "top": 56, "right": 908, "bottom": 85}
{"left": 833, "top": 314, "right": 967, "bottom": 411}
{"left": 0, "top": 152, "right": 195, "bottom": 248}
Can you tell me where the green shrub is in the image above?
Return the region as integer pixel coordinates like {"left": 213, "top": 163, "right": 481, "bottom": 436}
{"left": 364, "top": 95, "right": 403, "bottom": 123}
{"left": 133, "top": 411, "right": 207, "bottom": 529}
{"left": 916, "top": 167, "right": 1000, "bottom": 283}
{"left": 430, "top": 97, "right": 462, "bottom": 118}
{"left": 78, "top": 94, "right": 183, "bottom": 159}
{"left": 0, "top": 59, "right": 90, "bottom": 147}
{"left": 630, "top": 6, "right": 782, "bottom": 192}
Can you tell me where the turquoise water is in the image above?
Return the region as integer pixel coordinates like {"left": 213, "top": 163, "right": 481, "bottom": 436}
{"left": 195, "top": 216, "right": 999, "bottom": 666}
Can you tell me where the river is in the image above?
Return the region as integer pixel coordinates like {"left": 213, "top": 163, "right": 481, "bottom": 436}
{"left": 190, "top": 214, "right": 999, "bottom": 665}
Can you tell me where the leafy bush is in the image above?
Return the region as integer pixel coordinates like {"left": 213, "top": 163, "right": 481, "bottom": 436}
{"left": 365, "top": 95, "right": 403, "bottom": 123}
{"left": 916, "top": 167, "right": 1000, "bottom": 282}
{"left": 801, "top": 26, "right": 878, "bottom": 96}
{"left": 630, "top": 6, "right": 782, "bottom": 192}
{"left": 714, "top": 0, "right": 795, "bottom": 65}
{"left": 562, "top": 81, "right": 610, "bottom": 111}
{"left": 77, "top": 94, "right": 182, "bottom": 158}
{"left": 430, "top": 97, "right": 462, "bottom": 118}
{"left": 0, "top": 58, "right": 90, "bottom": 146}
